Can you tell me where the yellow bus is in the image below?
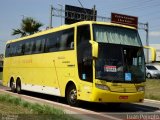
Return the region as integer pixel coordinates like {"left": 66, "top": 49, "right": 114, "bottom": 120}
{"left": 3, "top": 21, "right": 146, "bottom": 106}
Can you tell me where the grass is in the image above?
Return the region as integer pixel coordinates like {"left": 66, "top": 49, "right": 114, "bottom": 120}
{"left": 0, "top": 72, "right": 2, "bottom": 80}
{"left": 0, "top": 94, "right": 79, "bottom": 120}
{"left": 145, "top": 79, "right": 160, "bottom": 100}
{"left": 0, "top": 101, "right": 33, "bottom": 114}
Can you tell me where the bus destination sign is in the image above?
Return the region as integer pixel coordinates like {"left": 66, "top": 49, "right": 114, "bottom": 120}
{"left": 111, "top": 13, "right": 138, "bottom": 29}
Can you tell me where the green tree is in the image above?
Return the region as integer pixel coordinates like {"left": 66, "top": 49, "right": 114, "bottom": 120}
{"left": 12, "top": 17, "right": 43, "bottom": 37}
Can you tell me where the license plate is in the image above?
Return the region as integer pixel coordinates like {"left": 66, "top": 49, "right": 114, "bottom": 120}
{"left": 119, "top": 96, "right": 128, "bottom": 99}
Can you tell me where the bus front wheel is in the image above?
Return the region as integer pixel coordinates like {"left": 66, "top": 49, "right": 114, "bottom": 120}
{"left": 66, "top": 85, "right": 79, "bottom": 106}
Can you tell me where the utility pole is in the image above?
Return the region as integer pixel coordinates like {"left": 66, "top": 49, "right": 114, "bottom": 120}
{"left": 50, "top": 5, "right": 53, "bottom": 28}
{"left": 92, "top": 5, "right": 96, "bottom": 21}
{"left": 138, "top": 22, "right": 149, "bottom": 63}
{"left": 145, "top": 22, "right": 149, "bottom": 63}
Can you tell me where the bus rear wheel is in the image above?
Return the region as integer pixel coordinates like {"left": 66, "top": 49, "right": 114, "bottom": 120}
{"left": 10, "top": 79, "right": 16, "bottom": 93}
{"left": 16, "top": 79, "right": 22, "bottom": 94}
{"left": 66, "top": 85, "right": 79, "bottom": 106}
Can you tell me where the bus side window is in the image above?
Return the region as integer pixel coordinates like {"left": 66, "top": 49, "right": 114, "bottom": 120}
{"left": 32, "top": 38, "right": 45, "bottom": 54}
{"left": 41, "top": 39, "right": 45, "bottom": 52}
{"left": 32, "top": 41, "right": 36, "bottom": 53}
{"left": 9, "top": 44, "right": 13, "bottom": 57}
{"left": 35, "top": 39, "right": 42, "bottom": 53}
{"left": 60, "top": 28, "right": 74, "bottom": 50}
{"left": 24, "top": 41, "right": 31, "bottom": 55}
{"left": 59, "top": 31, "right": 67, "bottom": 50}
{"left": 16, "top": 43, "right": 24, "bottom": 56}
{"left": 46, "top": 33, "right": 58, "bottom": 52}
{"left": 27, "top": 41, "right": 34, "bottom": 54}
{"left": 10, "top": 43, "right": 17, "bottom": 57}
{"left": 5, "top": 44, "right": 10, "bottom": 57}
{"left": 66, "top": 29, "right": 74, "bottom": 50}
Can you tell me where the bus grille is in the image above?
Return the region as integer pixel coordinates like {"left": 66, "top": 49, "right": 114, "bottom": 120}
{"left": 109, "top": 86, "right": 137, "bottom": 93}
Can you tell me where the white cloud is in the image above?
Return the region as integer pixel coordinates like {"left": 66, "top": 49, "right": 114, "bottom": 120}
{"left": 149, "top": 31, "right": 160, "bottom": 37}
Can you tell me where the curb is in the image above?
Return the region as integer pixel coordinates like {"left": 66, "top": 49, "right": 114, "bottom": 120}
{"left": 144, "top": 99, "right": 160, "bottom": 104}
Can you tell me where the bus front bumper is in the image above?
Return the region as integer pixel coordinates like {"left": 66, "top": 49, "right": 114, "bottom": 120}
{"left": 91, "top": 89, "right": 144, "bottom": 103}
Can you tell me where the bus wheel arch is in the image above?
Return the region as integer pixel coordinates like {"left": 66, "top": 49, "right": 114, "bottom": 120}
{"left": 65, "top": 81, "right": 79, "bottom": 106}
{"left": 10, "top": 77, "right": 16, "bottom": 92}
{"left": 16, "top": 77, "right": 22, "bottom": 94}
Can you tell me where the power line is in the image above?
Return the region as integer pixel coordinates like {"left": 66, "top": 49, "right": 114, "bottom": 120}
{"left": 112, "top": 1, "right": 160, "bottom": 24}
{"left": 151, "top": 27, "right": 160, "bottom": 29}
{"left": 114, "top": 0, "right": 154, "bottom": 11}
{"left": 77, "top": 0, "right": 84, "bottom": 9}
{"left": 146, "top": 15, "right": 160, "bottom": 21}
{"left": 77, "top": 0, "right": 88, "bottom": 14}
{"left": 120, "top": 2, "right": 160, "bottom": 12}
{"left": 141, "top": 10, "right": 160, "bottom": 18}
{"left": 150, "top": 26, "right": 160, "bottom": 30}
{"left": 110, "top": 0, "right": 148, "bottom": 10}
{"left": 113, "top": 0, "right": 160, "bottom": 19}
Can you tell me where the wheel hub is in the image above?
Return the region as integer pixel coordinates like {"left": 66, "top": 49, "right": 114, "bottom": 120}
{"left": 70, "top": 89, "right": 77, "bottom": 103}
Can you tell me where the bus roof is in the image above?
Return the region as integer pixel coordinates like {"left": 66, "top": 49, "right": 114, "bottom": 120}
{"left": 7, "top": 21, "right": 136, "bottom": 44}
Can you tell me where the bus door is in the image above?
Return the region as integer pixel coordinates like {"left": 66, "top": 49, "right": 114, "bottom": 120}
{"left": 77, "top": 25, "right": 93, "bottom": 100}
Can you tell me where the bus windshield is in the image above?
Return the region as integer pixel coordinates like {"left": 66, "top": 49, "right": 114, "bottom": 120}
{"left": 93, "top": 25, "right": 145, "bottom": 83}
{"left": 93, "top": 24, "right": 142, "bottom": 46}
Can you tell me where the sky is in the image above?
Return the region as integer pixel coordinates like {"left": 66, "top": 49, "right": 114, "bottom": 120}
{"left": 0, "top": 0, "right": 160, "bottom": 53}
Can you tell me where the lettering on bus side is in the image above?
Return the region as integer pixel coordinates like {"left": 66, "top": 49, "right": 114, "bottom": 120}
{"left": 58, "top": 56, "right": 65, "bottom": 59}
{"left": 67, "top": 64, "right": 75, "bottom": 67}
{"left": 12, "top": 59, "right": 32, "bottom": 64}
{"left": 62, "top": 61, "right": 70, "bottom": 63}
{"left": 22, "top": 59, "right": 32, "bottom": 64}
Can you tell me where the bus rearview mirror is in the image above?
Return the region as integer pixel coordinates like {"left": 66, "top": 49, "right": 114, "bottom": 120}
{"left": 89, "top": 40, "right": 98, "bottom": 58}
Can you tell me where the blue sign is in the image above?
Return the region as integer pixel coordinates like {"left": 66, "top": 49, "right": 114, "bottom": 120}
{"left": 125, "top": 73, "right": 131, "bottom": 81}
{"left": 82, "top": 74, "right": 86, "bottom": 80}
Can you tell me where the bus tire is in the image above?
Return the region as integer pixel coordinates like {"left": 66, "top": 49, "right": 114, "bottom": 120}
{"left": 66, "top": 85, "right": 79, "bottom": 106}
{"left": 16, "top": 78, "right": 22, "bottom": 94}
{"left": 10, "top": 78, "right": 16, "bottom": 93}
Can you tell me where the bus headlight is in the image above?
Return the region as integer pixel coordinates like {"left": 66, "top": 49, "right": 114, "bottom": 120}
{"left": 95, "top": 84, "right": 110, "bottom": 90}
{"left": 137, "top": 86, "right": 145, "bottom": 92}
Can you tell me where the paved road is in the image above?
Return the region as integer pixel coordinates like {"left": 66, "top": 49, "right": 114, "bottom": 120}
{"left": 0, "top": 80, "right": 160, "bottom": 120}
